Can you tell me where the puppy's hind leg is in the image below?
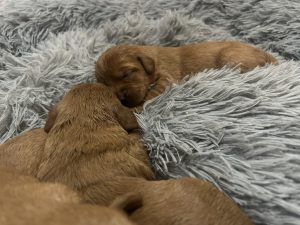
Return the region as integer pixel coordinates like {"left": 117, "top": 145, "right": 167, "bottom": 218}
{"left": 217, "top": 45, "right": 278, "bottom": 73}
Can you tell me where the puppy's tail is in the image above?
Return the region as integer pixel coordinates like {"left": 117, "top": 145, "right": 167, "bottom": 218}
{"left": 265, "top": 52, "right": 278, "bottom": 65}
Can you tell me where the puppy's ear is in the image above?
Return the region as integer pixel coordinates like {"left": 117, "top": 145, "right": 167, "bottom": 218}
{"left": 95, "top": 61, "right": 105, "bottom": 83}
{"left": 44, "top": 105, "right": 59, "bottom": 133}
{"left": 115, "top": 105, "right": 139, "bottom": 132}
{"left": 110, "top": 192, "right": 143, "bottom": 215}
{"left": 137, "top": 54, "right": 155, "bottom": 75}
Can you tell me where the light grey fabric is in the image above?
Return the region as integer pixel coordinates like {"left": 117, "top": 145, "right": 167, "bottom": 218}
{"left": 1, "top": 0, "right": 299, "bottom": 61}
{"left": 138, "top": 63, "right": 300, "bottom": 225}
{"left": 0, "top": 1, "right": 299, "bottom": 224}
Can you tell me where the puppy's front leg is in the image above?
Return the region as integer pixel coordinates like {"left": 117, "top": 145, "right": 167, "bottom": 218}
{"left": 132, "top": 75, "right": 172, "bottom": 113}
{"left": 145, "top": 75, "right": 172, "bottom": 101}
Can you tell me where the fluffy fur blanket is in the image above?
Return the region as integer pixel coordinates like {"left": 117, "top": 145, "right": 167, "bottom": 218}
{"left": 0, "top": 0, "right": 299, "bottom": 224}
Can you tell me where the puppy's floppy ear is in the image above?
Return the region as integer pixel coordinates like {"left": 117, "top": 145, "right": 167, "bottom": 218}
{"left": 110, "top": 192, "right": 143, "bottom": 215}
{"left": 115, "top": 105, "right": 139, "bottom": 132}
{"left": 137, "top": 54, "right": 155, "bottom": 75}
{"left": 44, "top": 105, "right": 59, "bottom": 133}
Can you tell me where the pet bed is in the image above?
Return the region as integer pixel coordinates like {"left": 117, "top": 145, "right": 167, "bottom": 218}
{"left": 0, "top": 0, "right": 299, "bottom": 224}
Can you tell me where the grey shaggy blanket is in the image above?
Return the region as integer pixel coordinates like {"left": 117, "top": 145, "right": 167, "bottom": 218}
{"left": 0, "top": 0, "right": 299, "bottom": 224}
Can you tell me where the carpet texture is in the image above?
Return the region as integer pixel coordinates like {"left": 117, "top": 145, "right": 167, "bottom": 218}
{"left": 0, "top": 1, "right": 299, "bottom": 225}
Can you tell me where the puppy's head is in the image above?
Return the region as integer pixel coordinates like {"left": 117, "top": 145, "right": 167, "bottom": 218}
{"left": 44, "top": 83, "right": 139, "bottom": 134}
{"left": 39, "top": 83, "right": 140, "bottom": 182}
{"left": 95, "top": 45, "right": 157, "bottom": 107}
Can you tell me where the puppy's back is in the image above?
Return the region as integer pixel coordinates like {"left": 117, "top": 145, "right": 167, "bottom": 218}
{"left": 97, "top": 177, "right": 254, "bottom": 225}
{"left": 130, "top": 178, "right": 254, "bottom": 225}
{"left": 0, "top": 170, "right": 80, "bottom": 203}
{"left": 0, "top": 170, "right": 137, "bottom": 225}
{"left": 0, "top": 128, "right": 47, "bottom": 176}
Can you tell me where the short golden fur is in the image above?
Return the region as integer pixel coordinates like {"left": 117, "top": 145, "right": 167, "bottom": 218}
{"left": 96, "top": 41, "right": 278, "bottom": 107}
{"left": 0, "top": 128, "right": 47, "bottom": 176}
{"left": 0, "top": 170, "right": 140, "bottom": 225}
{"left": 37, "top": 83, "right": 154, "bottom": 204}
{"left": 86, "top": 176, "right": 254, "bottom": 225}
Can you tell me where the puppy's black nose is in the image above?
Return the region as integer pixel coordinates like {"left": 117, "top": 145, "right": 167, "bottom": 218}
{"left": 119, "top": 94, "right": 126, "bottom": 102}
{"left": 118, "top": 91, "right": 129, "bottom": 106}
{"left": 121, "top": 98, "right": 130, "bottom": 107}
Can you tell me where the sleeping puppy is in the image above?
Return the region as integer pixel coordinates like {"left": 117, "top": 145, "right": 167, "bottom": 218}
{"left": 88, "top": 176, "right": 254, "bottom": 225}
{"left": 96, "top": 41, "right": 278, "bottom": 107}
{"left": 0, "top": 170, "right": 140, "bottom": 225}
{"left": 0, "top": 128, "right": 47, "bottom": 176}
{"left": 37, "top": 83, "right": 155, "bottom": 204}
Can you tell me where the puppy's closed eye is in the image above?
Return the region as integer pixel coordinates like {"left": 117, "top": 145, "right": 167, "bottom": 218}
{"left": 121, "top": 68, "right": 138, "bottom": 80}
{"left": 122, "top": 74, "right": 129, "bottom": 80}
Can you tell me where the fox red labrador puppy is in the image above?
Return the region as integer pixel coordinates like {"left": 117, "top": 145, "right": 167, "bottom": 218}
{"left": 0, "top": 170, "right": 140, "bottom": 225}
{"left": 89, "top": 176, "right": 254, "bottom": 225}
{"left": 96, "top": 41, "right": 277, "bottom": 107}
{"left": 37, "top": 83, "right": 154, "bottom": 203}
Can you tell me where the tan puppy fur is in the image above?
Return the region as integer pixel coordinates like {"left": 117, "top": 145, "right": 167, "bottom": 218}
{"left": 91, "top": 176, "right": 254, "bottom": 225}
{"left": 0, "top": 170, "right": 80, "bottom": 203}
{"left": 0, "top": 170, "right": 140, "bottom": 225}
{"left": 37, "top": 83, "right": 154, "bottom": 204}
{"left": 0, "top": 128, "right": 47, "bottom": 176}
{"left": 96, "top": 41, "right": 278, "bottom": 107}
